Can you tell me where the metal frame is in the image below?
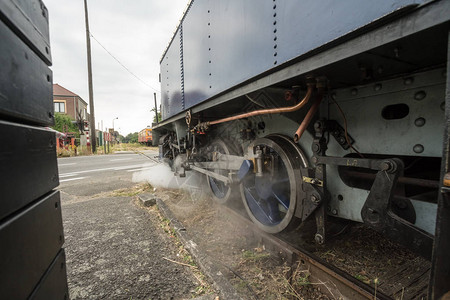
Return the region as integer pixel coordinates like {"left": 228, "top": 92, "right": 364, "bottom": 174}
{"left": 429, "top": 29, "right": 450, "bottom": 300}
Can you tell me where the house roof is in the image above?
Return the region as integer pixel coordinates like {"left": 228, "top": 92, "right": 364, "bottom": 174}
{"left": 53, "top": 84, "right": 88, "bottom": 106}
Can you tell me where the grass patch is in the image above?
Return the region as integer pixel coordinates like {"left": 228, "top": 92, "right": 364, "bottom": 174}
{"left": 137, "top": 198, "right": 215, "bottom": 298}
{"left": 111, "top": 143, "right": 157, "bottom": 153}
{"left": 110, "top": 183, "right": 154, "bottom": 197}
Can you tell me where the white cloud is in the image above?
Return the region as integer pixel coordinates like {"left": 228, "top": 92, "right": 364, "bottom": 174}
{"left": 45, "top": 0, "right": 188, "bottom": 135}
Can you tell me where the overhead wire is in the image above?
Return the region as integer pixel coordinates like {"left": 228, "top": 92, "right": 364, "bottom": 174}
{"left": 89, "top": 32, "right": 160, "bottom": 93}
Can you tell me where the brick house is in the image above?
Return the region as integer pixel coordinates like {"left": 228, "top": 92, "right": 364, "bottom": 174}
{"left": 53, "top": 83, "right": 88, "bottom": 121}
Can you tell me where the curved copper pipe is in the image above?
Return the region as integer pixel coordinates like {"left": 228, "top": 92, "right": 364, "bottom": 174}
{"left": 293, "top": 93, "right": 323, "bottom": 143}
{"left": 208, "top": 84, "right": 315, "bottom": 126}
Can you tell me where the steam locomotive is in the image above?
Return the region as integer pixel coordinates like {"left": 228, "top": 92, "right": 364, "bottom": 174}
{"left": 152, "top": 0, "right": 450, "bottom": 295}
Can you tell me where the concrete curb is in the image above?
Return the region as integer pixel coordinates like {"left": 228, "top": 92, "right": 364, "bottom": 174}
{"left": 155, "top": 198, "right": 243, "bottom": 300}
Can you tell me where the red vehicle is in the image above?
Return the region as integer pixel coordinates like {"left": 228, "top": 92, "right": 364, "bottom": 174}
{"left": 138, "top": 127, "right": 152, "bottom": 145}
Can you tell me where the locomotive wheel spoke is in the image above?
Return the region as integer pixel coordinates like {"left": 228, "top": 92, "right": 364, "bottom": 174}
{"left": 240, "top": 135, "right": 306, "bottom": 233}
{"left": 244, "top": 187, "right": 278, "bottom": 224}
{"left": 206, "top": 139, "right": 239, "bottom": 204}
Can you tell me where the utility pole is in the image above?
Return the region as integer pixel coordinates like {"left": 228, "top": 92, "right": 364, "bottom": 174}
{"left": 154, "top": 93, "right": 159, "bottom": 124}
{"left": 84, "top": 0, "right": 96, "bottom": 153}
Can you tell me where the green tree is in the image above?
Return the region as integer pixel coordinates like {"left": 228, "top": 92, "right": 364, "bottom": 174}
{"left": 151, "top": 107, "right": 161, "bottom": 123}
{"left": 123, "top": 132, "right": 138, "bottom": 143}
{"left": 52, "top": 113, "right": 80, "bottom": 137}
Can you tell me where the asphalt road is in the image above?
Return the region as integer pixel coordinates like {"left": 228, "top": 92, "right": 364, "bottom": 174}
{"left": 58, "top": 151, "right": 207, "bottom": 299}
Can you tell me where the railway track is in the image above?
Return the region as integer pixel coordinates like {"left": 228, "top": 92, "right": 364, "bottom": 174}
{"left": 138, "top": 151, "right": 430, "bottom": 299}
{"left": 219, "top": 204, "right": 430, "bottom": 300}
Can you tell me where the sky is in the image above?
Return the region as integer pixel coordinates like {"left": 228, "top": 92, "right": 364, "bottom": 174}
{"left": 45, "top": 0, "right": 189, "bottom": 135}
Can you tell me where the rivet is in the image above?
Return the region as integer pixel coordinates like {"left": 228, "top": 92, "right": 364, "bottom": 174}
{"left": 208, "top": 22, "right": 210, "bottom": 25}
{"left": 274, "top": 52, "right": 277, "bottom": 57}
{"left": 274, "top": 61, "right": 277, "bottom": 65}
{"left": 274, "top": 36, "right": 277, "bottom": 41}
{"left": 273, "top": 29, "right": 277, "bottom": 33}
{"left": 274, "top": 44, "right": 277, "bottom": 49}
{"left": 374, "top": 83, "right": 382, "bottom": 91}
{"left": 209, "top": 86, "right": 212, "bottom": 89}
{"left": 414, "top": 117, "right": 426, "bottom": 127}
{"left": 404, "top": 77, "right": 414, "bottom": 85}
{"left": 209, "top": 60, "right": 211, "bottom": 63}
{"left": 273, "top": 13, "right": 277, "bottom": 17}
{"left": 332, "top": 209, "right": 338, "bottom": 215}
{"left": 331, "top": 93, "right": 337, "bottom": 100}
{"left": 351, "top": 88, "right": 358, "bottom": 96}
{"left": 413, "top": 144, "right": 424, "bottom": 153}
{"left": 208, "top": 35, "right": 211, "bottom": 38}
{"left": 273, "top": 4, "right": 276, "bottom": 9}
{"left": 209, "top": 73, "right": 211, "bottom": 76}
{"left": 414, "top": 91, "right": 426, "bottom": 101}
{"left": 273, "top": 21, "right": 277, "bottom": 25}
{"left": 207, "top": 10, "right": 210, "bottom": 13}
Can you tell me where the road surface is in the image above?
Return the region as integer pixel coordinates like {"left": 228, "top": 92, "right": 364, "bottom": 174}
{"left": 57, "top": 151, "right": 209, "bottom": 299}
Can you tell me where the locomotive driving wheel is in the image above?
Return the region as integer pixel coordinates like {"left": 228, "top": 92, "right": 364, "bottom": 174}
{"left": 206, "top": 139, "right": 239, "bottom": 204}
{"left": 240, "top": 135, "right": 308, "bottom": 233}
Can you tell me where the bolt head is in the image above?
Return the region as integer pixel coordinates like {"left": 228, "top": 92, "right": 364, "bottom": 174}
{"left": 314, "top": 234, "right": 324, "bottom": 244}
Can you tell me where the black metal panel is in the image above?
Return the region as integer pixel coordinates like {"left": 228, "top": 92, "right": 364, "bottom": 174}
{"left": 160, "top": 29, "right": 183, "bottom": 120}
{"left": 0, "top": 121, "right": 59, "bottom": 221}
{"left": 0, "top": 20, "right": 53, "bottom": 126}
{"left": 0, "top": 22, "right": 54, "bottom": 125}
{"left": 0, "top": 191, "right": 64, "bottom": 299}
{"left": 29, "top": 249, "right": 69, "bottom": 300}
{"left": 0, "top": 0, "right": 51, "bottom": 65}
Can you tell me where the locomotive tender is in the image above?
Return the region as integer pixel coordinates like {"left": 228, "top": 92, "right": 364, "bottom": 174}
{"left": 153, "top": 0, "right": 450, "bottom": 296}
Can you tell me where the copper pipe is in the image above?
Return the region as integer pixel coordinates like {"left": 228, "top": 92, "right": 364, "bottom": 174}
{"left": 208, "top": 84, "right": 315, "bottom": 126}
{"left": 293, "top": 93, "right": 323, "bottom": 142}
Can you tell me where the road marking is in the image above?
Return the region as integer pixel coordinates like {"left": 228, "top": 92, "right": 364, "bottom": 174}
{"left": 59, "top": 164, "right": 147, "bottom": 176}
{"left": 110, "top": 158, "right": 133, "bottom": 162}
{"left": 126, "top": 166, "right": 155, "bottom": 172}
{"left": 60, "top": 177, "right": 86, "bottom": 183}
{"left": 59, "top": 173, "right": 80, "bottom": 178}
{"left": 59, "top": 163, "right": 76, "bottom": 166}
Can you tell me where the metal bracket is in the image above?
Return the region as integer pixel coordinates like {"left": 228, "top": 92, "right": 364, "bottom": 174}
{"left": 328, "top": 120, "right": 355, "bottom": 150}
{"left": 361, "top": 158, "right": 433, "bottom": 259}
{"left": 302, "top": 176, "right": 323, "bottom": 187}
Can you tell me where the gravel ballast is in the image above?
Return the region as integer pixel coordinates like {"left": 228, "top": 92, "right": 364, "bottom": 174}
{"left": 62, "top": 194, "right": 207, "bottom": 299}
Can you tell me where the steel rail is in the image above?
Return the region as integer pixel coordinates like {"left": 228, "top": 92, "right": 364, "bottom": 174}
{"left": 219, "top": 205, "right": 392, "bottom": 300}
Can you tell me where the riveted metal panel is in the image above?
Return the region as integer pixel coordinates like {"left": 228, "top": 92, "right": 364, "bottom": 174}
{"left": 162, "top": 0, "right": 428, "bottom": 120}
{"left": 0, "top": 191, "right": 64, "bottom": 300}
{"left": 0, "top": 0, "right": 51, "bottom": 65}
{"left": 0, "top": 121, "right": 59, "bottom": 221}
{"left": 29, "top": 249, "right": 69, "bottom": 300}
{"left": 275, "top": 0, "right": 424, "bottom": 66}
{"left": 160, "top": 29, "right": 183, "bottom": 120}
{"left": 0, "top": 20, "right": 53, "bottom": 126}
{"left": 182, "top": 0, "right": 210, "bottom": 109}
